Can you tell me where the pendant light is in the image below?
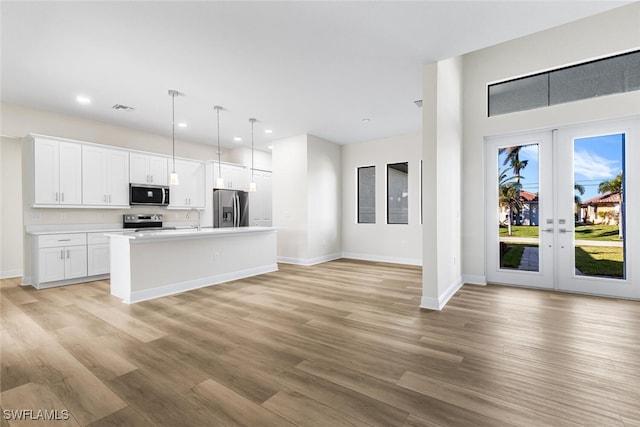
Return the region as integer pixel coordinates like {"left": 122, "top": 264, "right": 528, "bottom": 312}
{"left": 249, "top": 118, "right": 257, "bottom": 192}
{"left": 168, "top": 89, "right": 180, "bottom": 185}
{"left": 214, "top": 106, "right": 225, "bottom": 188}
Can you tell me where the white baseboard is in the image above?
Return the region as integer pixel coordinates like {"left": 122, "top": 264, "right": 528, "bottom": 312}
{"left": 420, "top": 276, "right": 463, "bottom": 311}
{"left": 277, "top": 253, "right": 342, "bottom": 266}
{"left": 341, "top": 252, "right": 422, "bottom": 266}
{"left": 126, "top": 263, "right": 278, "bottom": 304}
{"left": 0, "top": 269, "right": 23, "bottom": 279}
{"left": 462, "top": 274, "right": 487, "bottom": 286}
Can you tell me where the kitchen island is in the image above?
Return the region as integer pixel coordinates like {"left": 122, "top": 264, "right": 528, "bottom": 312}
{"left": 106, "top": 227, "right": 277, "bottom": 303}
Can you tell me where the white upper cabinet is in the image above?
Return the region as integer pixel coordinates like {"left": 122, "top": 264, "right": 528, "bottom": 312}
{"left": 249, "top": 170, "right": 272, "bottom": 227}
{"left": 169, "top": 159, "right": 205, "bottom": 208}
{"left": 82, "top": 145, "right": 130, "bottom": 207}
{"left": 33, "top": 137, "right": 82, "bottom": 206}
{"left": 130, "top": 152, "right": 168, "bottom": 185}
{"left": 213, "top": 162, "right": 249, "bottom": 191}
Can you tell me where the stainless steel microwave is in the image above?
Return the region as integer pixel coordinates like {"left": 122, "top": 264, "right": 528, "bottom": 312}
{"left": 129, "top": 184, "right": 170, "bottom": 206}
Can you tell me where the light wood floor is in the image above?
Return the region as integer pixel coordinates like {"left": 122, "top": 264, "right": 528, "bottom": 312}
{"left": 1, "top": 259, "right": 639, "bottom": 426}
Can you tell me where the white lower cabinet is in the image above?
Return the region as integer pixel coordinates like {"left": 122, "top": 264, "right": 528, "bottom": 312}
{"left": 33, "top": 232, "right": 111, "bottom": 288}
{"left": 36, "top": 233, "right": 88, "bottom": 285}
{"left": 87, "top": 232, "right": 110, "bottom": 276}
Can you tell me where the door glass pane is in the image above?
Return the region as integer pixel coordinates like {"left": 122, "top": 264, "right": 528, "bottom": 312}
{"left": 574, "top": 134, "right": 625, "bottom": 279}
{"left": 387, "top": 162, "right": 408, "bottom": 224}
{"left": 498, "top": 144, "right": 539, "bottom": 271}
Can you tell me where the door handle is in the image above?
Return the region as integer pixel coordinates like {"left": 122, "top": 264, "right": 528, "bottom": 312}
{"left": 60, "top": 249, "right": 64, "bottom": 260}
{"left": 559, "top": 228, "right": 572, "bottom": 233}
{"left": 542, "top": 228, "right": 554, "bottom": 232}
{"left": 66, "top": 249, "right": 70, "bottom": 259}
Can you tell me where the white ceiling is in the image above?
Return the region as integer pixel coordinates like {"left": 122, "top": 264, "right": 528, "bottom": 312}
{"left": 1, "top": 1, "right": 630, "bottom": 150}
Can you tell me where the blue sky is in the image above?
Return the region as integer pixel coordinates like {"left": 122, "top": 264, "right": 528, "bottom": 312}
{"left": 497, "top": 132, "right": 623, "bottom": 202}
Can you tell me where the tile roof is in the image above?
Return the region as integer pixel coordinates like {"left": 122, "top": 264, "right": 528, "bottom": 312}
{"left": 519, "top": 190, "right": 538, "bottom": 202}
{"left": 581, "top": 192, "right": 621, "bottom": 206}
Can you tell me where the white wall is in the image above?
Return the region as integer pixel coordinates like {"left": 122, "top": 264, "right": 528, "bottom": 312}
{"left": 341, "top": 133, "right": 422, "bottom": 264}
{"left": 421, "top": 56, "right": 464, "bottom": 310}
{"left": 226, "top": 146, "right": 272, "bottom": 172}
{"left": 0, "top": 136, "right": 24, "bottom": 278}
{"left": 272, "top": 134, "right": 309, "bottom": 262}
{"left": 461, "top": 3, "right": 640, "bottom": 283}
{"left": 307, "top": 135, "right": 341, "bottom": 261}
{"left": 272, "top": 134, "right": 342, "bottom": 265}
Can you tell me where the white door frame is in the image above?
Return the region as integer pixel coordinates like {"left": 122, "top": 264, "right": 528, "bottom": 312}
{"left": 485, "top": 131, "right": 554, "bottom": 290}
{"left": 555, "top": 117, "right": 639, "bottom": 299}
{"left": 485, "top": 116, "right": 639, "bottom": 300}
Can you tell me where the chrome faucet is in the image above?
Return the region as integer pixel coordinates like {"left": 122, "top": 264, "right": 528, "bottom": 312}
{"left": 186, "top": 208, "right": 201, "bottom": 231}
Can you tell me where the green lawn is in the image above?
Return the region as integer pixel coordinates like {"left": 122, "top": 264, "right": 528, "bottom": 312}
{"left": 500, "top": 224, "right": 621, "bottom": 241}
{"left": 575, "top": 246, "right": 624, "bottom": 278}
{"left": 574, "top": 225, "right": 621, "bottom": 241}
{"left": 499, "top": 226, "right": 539, "bottom": 238}
{"left": 500, "top": 243, "right": 528, "bottom": 269}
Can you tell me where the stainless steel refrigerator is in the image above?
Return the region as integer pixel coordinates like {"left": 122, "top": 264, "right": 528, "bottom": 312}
{"left": 213, "top": 189, "right": 249, "bottom": 227}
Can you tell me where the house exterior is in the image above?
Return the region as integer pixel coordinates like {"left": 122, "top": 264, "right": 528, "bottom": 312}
{"left": 580, "top": 192, "right": 621, "bottom": 225}
{"left": 500, "top": 190, "right": 539, "bottom": 226}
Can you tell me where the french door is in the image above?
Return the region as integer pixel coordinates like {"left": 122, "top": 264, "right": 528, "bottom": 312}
{"left": 485, "top": 117, "right": 639, "bottom": 299}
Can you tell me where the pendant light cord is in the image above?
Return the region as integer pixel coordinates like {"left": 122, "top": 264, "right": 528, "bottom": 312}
{"left": 216, "top": 106, "right": 222, "bottom": 179}
{"left": 251, "top": 118, "right": 255, "bottom": 181}
{"left": 172, "top": 93, "right": 176, "bottom": 173}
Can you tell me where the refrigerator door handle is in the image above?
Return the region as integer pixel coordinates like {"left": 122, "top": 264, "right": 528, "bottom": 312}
{"left": 233, "top": 193, "right": 237, "bottom": 227}
{"left": 235, "top": 193, "right": 239, "bottom": 227}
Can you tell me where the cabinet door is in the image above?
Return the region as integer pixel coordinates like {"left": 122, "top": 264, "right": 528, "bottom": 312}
{"left": 34, "top": 138, "right": 60, "bottom": 205}
{"left": 170, "top": 159, "right": 205, "bottom": 207}
{"left": 260, "top": 172, "right": 273, "bottom": 224}
{"left": 82, "top": 145, "right": 106, "bottom": 205}
{"left": 39, "top": 247, "right": 66, "bottom": 282}
{"left": 65, "top": 246, "right": 88, "bottom": 279}
{"left": 188, "top": 161, "right": 206, "bottom": 207}
{"left": 58, "top": 142, "right": 83, "bottom": 205}
{"left": 169, "top": 160, "right": 189, "bottom": 207}
{"left": 148, "top": 155, "right": 168, "bottom": 186}
{"left": 106, "top": 149, "right": 130, "bottom": 206}
{"left": 129, "top": 152, "right": 150, "bottom": 184}
{"left": 87, "top": 244, "right": 110, "bottom": 276}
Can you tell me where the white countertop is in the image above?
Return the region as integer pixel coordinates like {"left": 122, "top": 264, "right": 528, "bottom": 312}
{"left": 106, "top": 226, "right": 276, "bottom": 241}
{"left": 27, "top": 226, "right": 125, "bottom": 236}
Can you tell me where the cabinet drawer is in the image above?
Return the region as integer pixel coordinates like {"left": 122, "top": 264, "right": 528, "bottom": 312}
{"left": 87, "top": 232, "right": 110, "bottom": 245}
{"left": 38, "top": 233, "right": 87, "bottom": 248}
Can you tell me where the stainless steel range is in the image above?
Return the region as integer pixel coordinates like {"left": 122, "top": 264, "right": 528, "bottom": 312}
{"left": 123, "top": 214, "right": 169, "bottom": 230}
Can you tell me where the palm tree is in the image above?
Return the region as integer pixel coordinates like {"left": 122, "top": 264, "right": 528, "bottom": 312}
{"left": 598, "top": 172, "right": 622, "bottom": 194}
{"left": 574, "top": 183, "right": 585, "bottom": 221}
{"left": 499, "top": 146, "right": 529, "bottom": 183}
{"left": 498, "top": 168, "right": 522, "bottom": 236}
{"left": 599, "top": 172, "right": 623, "bottom": 239}
{"left": 499, "top": 146, "right": 528, "bottom": 225}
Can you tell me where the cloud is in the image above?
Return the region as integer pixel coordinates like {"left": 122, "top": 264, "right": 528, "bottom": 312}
{"left": 574, "top": 150, "right": 618, "bottom": 180}
{"left": 519, "top": 144, "right": 539, "bottom": 159}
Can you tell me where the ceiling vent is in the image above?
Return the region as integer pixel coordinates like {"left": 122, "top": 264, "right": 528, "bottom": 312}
{"left": 112, "top": 104, "right": 135, "bottom": 111}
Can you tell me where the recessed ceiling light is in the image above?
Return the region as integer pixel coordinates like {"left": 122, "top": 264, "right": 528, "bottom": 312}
{"left": 264, "top": 129, "right": 273, "bottom": 134}
{"left": 362, "top": 118, "right": 371, "bottom": 123}
{"left": 268, "top": 145, "right": 273, "bottom": 150}
{"left": 178, "top": 122, "right": 188, "bottom": 128}
{"left": 76, "top": 95, "right": 91, "bottom": 104}
{"left": 234, "top": 136, "right": 242, "bottom": 142}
